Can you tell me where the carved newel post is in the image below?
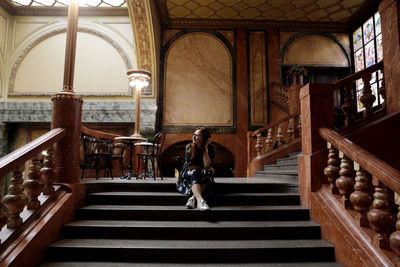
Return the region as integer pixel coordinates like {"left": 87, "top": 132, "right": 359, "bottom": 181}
{"left": 2, "top": 168, "right": 27, "bottom": 228}
{"left": 323, "top": 143, "right": 340, "bottom": 194}
{"left": 368, "top": 181, "right": 395, "bottom": 249}
{"left": 23, "top": 154, "right": 44, "bottom": 210}
{"left": 350, "top": 164, "right": 372, "bottom": 227}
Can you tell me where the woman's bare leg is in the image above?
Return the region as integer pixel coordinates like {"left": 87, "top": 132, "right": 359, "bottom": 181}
{"left": 191, "top": 183, "right": 203, "bottom": 202}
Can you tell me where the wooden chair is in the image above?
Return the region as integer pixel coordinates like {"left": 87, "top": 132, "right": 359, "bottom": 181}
{"left": 135, "top": 132, "right": 166, "bottom": 180}
{"left": 80, "top": 136, "right": 112, "bottom": 179}
{"left": 108, "top": 142, "right": 126, "bottom": 179}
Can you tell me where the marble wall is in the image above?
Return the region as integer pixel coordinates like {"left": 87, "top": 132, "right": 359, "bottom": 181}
{"left": 163, "top": 32, "right": 233, "bottom": 127}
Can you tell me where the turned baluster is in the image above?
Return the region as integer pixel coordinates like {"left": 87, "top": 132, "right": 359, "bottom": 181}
{"left": 360, "top": 72, "right": 375, "bottom": 118}
{"left": 287, "top": 119, "right": 295, "bottom": 143}
{"left": 335, "top": 152, "right": 355, "bottom": 209}
{"left": 41, "top": 147, "right": 56, "bottom": 195}
{"left": 350, "top": 163, "right": 372, "bottom": 227}
{"left": 2, "top": 167, "right": 28, "bottom": 228}
{"left": 296, "top": 116, "right": 301, "bottom": 138}
{"left": 0, "top": 177, "right": 7, "bottom": 229}
{"left": 378, "top": 69, "right": 386, "bottom": 109}
{"left": 276, "top": 124, "right": 284, "bottom": 148}
{"left": 341, "top": 84, "right": 356, "bottom": 127}
{"left": 368, "top": 181, "right": 395, "bottom": 249}
{"left": 323, "top": 143, "right": 340, "bottom": 195}
{"left": 23, "top": 154, "right": 44, "bottom": 210}
{"left": 389, "top": 192, "right": 400, "bottom": 255}
{"left": 255, "top": 133, "right": 262, "bottom": 157}
{"left": 265, "top": 128, "right": 273, "bottom": 152}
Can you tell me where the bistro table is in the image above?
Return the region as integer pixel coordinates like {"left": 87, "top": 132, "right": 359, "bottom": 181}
{"left": 114, "top": 136, "right": 147, "bottom": 180}
{"left": 134, "top": 141, "right": 155, "bottom": 179}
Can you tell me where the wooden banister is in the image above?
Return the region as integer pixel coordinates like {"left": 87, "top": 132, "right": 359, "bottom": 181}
{"left": 0, "top": 128, "right": 66, "bottom": 178}
{"left": 251, "top": 113, "right": 299, "bottom": 137}
{"left": 319, "top": 127, "right": 400, "bottom": 193}
{"left": 332, "top": 61, "right": 383, "bottom": 89}
{"left": 81, "top": 125, "right": 121, "bottom": 140}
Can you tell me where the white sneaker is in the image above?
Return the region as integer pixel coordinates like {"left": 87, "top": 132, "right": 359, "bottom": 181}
{"left": 197, "top": 199, "right": 210, "bottom": 211}
{"left": 185, "top": 196, "right": 196, "bottom": 209}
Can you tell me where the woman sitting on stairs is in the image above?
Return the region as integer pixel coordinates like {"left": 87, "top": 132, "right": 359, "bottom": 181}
{"left": 176, "top": 127, "right": 216, "bottom": 211}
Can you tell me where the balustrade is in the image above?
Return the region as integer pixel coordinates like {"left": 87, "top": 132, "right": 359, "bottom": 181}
{"left": 320, "top": 127, "right": 400, "bottom": 256}
{"left": 0, "top": 128, "right": 65, "bottom": 247}
{"left": 332, "top": 61, "right": 385, "bottom": 127}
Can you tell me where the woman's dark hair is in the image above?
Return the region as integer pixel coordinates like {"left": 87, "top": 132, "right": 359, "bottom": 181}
{"left": 190, "top": 127, "right": 211, "bottom": 160}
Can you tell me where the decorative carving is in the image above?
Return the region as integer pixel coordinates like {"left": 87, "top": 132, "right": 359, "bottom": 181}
{"left": 41, "top": 147, "right": 56, "bottom": 195}
{"left": 23, "top": 154, "right": 44, "bottom": 210}
{"left": 2, "top": 167, "right": 27, "bottom": 228}
{"left": 390, "top": 193, "right": 400, "bottom": 256}
{"left": 341, "top": 84, "right": 356, "bottom": 127}
{"left": 51, "top": 91, "right": 83, "bottom": 103}
{"left": 336, "top": 153, "right": 354, "bottom": 209}
{"left": 350, "top": 164, "right": 372, "bottom": 227}
{"left": 368, "top": 183, "right": 395, "bottom": 249}
{"left": 360, "top": 72, "right": 375, "bottom": 118}
{"left": 296, "top": 116, "right": 301, "bottom": 138}
{"left": 323, "top": 143, "right": 340, "bottom": 195}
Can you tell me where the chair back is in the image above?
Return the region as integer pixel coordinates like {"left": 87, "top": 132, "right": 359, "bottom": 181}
{"left": 152, "top": 132, "right": 166, "bottom": 158}
{"left": 82, "top": 135, "right": 98, "bottom": 154}
{"left": 110, "top": 142, "right": 126, "bottom": 157}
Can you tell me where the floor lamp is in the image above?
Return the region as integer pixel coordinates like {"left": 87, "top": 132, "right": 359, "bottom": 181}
{"left": 127, "top": 69, "right": 151, "bottom": 138}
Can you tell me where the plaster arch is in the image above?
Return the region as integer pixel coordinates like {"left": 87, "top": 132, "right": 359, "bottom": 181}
{"left": 280, "top": 33, "right": 350, "bottom": 68}
{"left": 8, "top": 25, "right": 134, "bottom": 96}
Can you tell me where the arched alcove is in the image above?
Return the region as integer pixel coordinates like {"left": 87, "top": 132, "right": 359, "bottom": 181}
{"left": 161, "top": 141, "right": 234, "bottom": 178}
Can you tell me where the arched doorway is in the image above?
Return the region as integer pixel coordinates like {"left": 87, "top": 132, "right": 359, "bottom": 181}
{"left": 161, "top": 141, "right": 234, "bottom": 178}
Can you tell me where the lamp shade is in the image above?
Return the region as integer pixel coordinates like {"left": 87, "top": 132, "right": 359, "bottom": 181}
{"left": 127, "top": 69, "right": 151, "bottom": 90}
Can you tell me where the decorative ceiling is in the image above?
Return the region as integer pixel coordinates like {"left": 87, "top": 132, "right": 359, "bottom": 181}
{"left": 158, "top": 0, "right": 377, "bottom": 29}
{"left": 7, "top": 0, "right": 126, "bottom": 7}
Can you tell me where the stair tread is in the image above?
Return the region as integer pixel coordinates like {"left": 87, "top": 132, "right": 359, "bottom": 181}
{"left": 65, "top": 220, "right": 319, "bottom": 228}
{"left": 79, "top": 205, "right": 308, "bottom": 210}
{"left": 41, "top": 262, "right": 340, "bottom": 267}
{"left": 49, "top": 238, "right": 333, "bottom": 249}
{"left": 255, "top": 170, "right": 298, "bottom": 174}
{"left": 88, "top": 192, "right": 300, "bottom": 197}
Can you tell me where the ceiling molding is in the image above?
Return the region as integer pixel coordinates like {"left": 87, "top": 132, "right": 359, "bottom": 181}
{"left": 164, "top": 18, "right": 349, "bottom": 32}
{"left": 0, "top": 2, "right": 128, "bottom": 16}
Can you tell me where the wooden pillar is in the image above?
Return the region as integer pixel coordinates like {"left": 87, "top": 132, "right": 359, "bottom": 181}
{"left": 379, "top": 0, "right": 400, "bottom": 113}
{"left": 51, "top": 0, "right": 82, "bottom": 183}
{"left": 235, "top": 29, "right": 248, "bottom": 177}
{"left": 298, "top": 84, "right": 334, "bottom": 207}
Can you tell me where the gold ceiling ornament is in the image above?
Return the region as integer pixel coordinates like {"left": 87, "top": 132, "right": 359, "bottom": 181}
{"left": 8, "top": 0, "right": 126, "bottom": 7}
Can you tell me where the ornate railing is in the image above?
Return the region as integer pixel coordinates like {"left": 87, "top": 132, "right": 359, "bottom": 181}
{"left": 333, "top": 61, "right": 385, "bottom": 127}
{"left": 0, "top": 128, "right": 66, "bottom": 247}
{"left": 247, "top": 113, "right": 301, "bottom": 176}
{"left": 320, "top": 127, "right": 400, "bottom": 257}
{"left": 270, "top": 81, "right": 290, "bottom": 114}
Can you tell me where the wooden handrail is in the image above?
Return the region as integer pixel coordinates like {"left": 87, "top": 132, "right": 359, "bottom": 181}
{"left": 319, "top": 127, "right": 400, "bottom": 193}
{"left": 0, "top": 128, "right": 66, "bottom": 177}
{"left": 81, "top": 125, "right": 121, "bottom": 140}
{"left": 251, "top": 113, "right": 299, "bottom": 137}
{"left": 332, "top": 61, "right": 383, "bottom": 89}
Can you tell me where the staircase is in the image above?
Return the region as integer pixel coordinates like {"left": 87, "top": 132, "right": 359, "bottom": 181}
{"left": 41, "top": 153, "right": 340, "bottom": 266}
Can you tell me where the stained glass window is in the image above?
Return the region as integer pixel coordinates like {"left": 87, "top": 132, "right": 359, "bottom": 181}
{"left": 352, "top": 12, "right": 383, "bottom": 113}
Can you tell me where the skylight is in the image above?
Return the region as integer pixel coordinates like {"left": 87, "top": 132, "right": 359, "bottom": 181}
{"left": 9, "top": 0, "right": 126, "bottom": 7}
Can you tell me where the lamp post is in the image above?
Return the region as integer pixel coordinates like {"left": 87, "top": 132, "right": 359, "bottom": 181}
{"left": 127, "top": 69, "right": 151, "bottom": 138}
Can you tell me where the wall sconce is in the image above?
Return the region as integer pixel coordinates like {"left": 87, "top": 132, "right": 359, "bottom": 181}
{"left": 127, "top": 69, "right": 151, "bottom": 137}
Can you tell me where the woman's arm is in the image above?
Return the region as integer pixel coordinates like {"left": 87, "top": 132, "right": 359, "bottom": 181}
{"left": 203, "top": 138, "right": 212, "bottom": 168}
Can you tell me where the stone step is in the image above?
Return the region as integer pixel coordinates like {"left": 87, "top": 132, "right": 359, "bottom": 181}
{"left": 263, "top": 165, "right": 298, "bottom": 171}
{"left": 41, "top": 262, "right": 341, "bottom": 267}
{"left": 85, "top": 192, "right": 300, "bottom": 206}
{"left": 46, "top": 239, "right": 335, "bottom": 263}
{"left": 255, "top": 169, "right": 298, "bottom": 176}
{"left": 85, "top": 180, "right": 298, "bottom": 194}
{"left": 75, "top": 205, "right": 310, "bottom": 221}
{"left": 276, "top": 157, "right": 298, "bottom": 164}
{"left": 62, "top": 220, "right": 321, "bottom": 240}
